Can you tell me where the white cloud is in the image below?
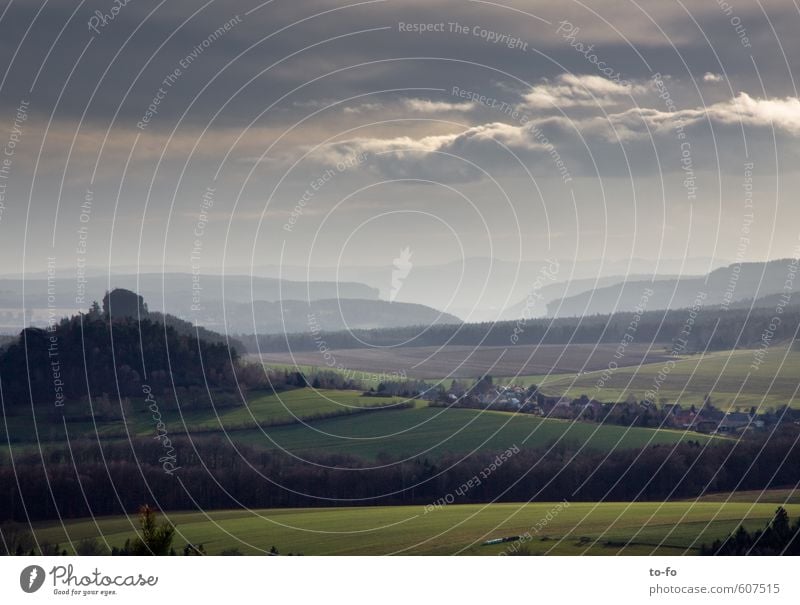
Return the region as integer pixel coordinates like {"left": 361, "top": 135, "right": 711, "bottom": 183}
{"left": 703, "top": 72, "right": 724, "bottom": 83}
{"left": 616, "top": 93, "right": 800, "bottom": 136}
{"left": 342, "top": 102, "right": 384, "bottom": 114}
{"left": 707, "top": 93, "right": 800, "bottom": 133}
{"left": 341, "top": 98, "right": 474, "bottom": 115}
{"left": 402, "top": 98, "right": 474, "bottom": 113}
{"left": 307, "top": 91, "right": 800, "bottom": 182}
{"left": 521, "top": 74, "right": 647, "bottom": 109}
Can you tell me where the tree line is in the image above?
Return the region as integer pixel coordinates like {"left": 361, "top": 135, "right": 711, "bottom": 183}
{"left": 702, "top": 507, "right": 800, "bottom": 555}
{"left": 1, "top": 429, "right": 798, "bottom": 523}
{"left": 246, "top": 304, "right": 800, "bottom": 353}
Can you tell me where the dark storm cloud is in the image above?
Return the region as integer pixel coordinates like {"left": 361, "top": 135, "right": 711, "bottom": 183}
{"left": 2, "top": 0, "right": 798, "bottom": 129}
{"left": 2, "top": 0, "right": 799, "bottom": 271}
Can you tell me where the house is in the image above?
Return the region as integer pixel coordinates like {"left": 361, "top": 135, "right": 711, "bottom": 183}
{"left": 672, "top": 410, "right": 697, "bottom": 429}
{"left": 548, "top": 397, "right": 574, "bottom": 419}
{"left": 571, "top": 398, "right": 604, "bottom": 420}
{"left": 694, "top": 420, "right": 719, "bottom": 434}
{"left": 717, "top": 412, "right": 752, "bottom": 433}
{"left": 699, "top": 408, "right": 725, "bottom": 422}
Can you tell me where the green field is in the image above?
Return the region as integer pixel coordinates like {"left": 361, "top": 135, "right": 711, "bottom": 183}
{"left": 692, "top": 488, "right": 800, "bottom": 504}
{"left": 224, "top": 405, "right": 718, "bottom": 460}
{"left": 32, "top": 501, "right": 799, "bottom": 555}
{"left": 506, "top": 346, "right": 800, "bottom": 411}
{"left": 258, "top": 345, "right": 800, "bottom": 411}
{"left": 1, "top": 389, "right": 405, "bottom": 445}
{"left": 3, "top": 388, "right": 718, "bottom": 460}
{"left": 165, "top": 388, "right": 407, "bottom": 431}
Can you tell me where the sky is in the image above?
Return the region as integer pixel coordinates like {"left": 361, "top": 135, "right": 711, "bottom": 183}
{"left": 1, "top": 0, "right": 799, "bottom": 285}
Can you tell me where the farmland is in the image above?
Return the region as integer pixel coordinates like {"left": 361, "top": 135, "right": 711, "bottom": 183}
{"left": 531, "top": 345, "right": 800, "bottom": 410}
{"left": 0, "top": 389, "right": 405, "bottom": 446}
{"left": 692, "top": 488, "right": 800, "bottom": 504}
{"left": 31, "top": 501, "right": 799, "bottom": 555}
{"left": 255, "top": 343, "right": 675, "bottom": 380}
{"left": 219, "top": 405, "right": 719, "bottom": 460}
{"left": 2, "top": 391, "right": 715, "bottom": 460}
{"left": 256, "top": 343, "right": 800, "bottom": 410}
{"left": 166, "top": 388, "right": 407, "bottom": 431}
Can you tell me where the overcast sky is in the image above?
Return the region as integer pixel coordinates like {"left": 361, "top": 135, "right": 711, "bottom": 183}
{"left": 1, "top": 0, "right": 799, "bottom": 281}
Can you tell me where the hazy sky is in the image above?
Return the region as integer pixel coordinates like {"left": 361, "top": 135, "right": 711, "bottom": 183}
{"left": 1, "top": 0, "right": 799, "bottom": 280}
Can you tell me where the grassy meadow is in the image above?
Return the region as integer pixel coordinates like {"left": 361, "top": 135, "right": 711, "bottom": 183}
{"left": 256, "top": 345, "right": 800, "bottom": 411}
{"left": 1, "top": 388, "right": 405, "bottom": 446}
{"left": 2, "top": 386, "right": 718, "bottom": 460}
{"left": 528, "top": 346, "right": 800, "bottom": 410}
{"left": 32, "top": 500, "right": 799, "bottom": 556}
{"left": 226, "top": 406, "right": 719, "bottom": 460}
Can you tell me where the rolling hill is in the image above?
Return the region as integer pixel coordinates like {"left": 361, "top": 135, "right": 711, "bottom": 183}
{"left": 529, "top": 344, "right": 800, "bottom": 410}
{"left": 547, "top": 259, "right": 796, "bottom": 317}
{"left": 224, "top": 405, "right": 718, "bottom": 460}
{"left": 228, "top": 298, "right": 461, "bottom": 334}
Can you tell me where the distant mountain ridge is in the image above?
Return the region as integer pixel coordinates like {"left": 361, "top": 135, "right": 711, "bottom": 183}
{"left": 227, "top": 299, "right": 462, "bottom": 334}
{"left": 0, "top": 273, "right": 378, "bottom": 311}
{"left": 500, "top": 273, "right": 692, "bottom": 320}
{"left": 0, "top": 275, "right": 457, "bottom": 337}
{"left": 547, "top": 259, "right": 797, "bottom": 317}
{"left": 246, "top": 257, "right": 731, "bottom": 322}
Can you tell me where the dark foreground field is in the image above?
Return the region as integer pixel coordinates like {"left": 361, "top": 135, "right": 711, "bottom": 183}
{"left": 32, "top": 500, "right": 800, "bottom": 555}
{"left": 256, "top": 343, "right": 674, "bottom": 379}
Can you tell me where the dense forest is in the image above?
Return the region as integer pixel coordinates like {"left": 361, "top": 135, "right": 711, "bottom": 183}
{"left": 245, "top": 303, "right": 800, "bottom": 353}
{"left": 0, "top": 290, "right": 239, "bottom": 407}
{"left": 1, "top": 430, "right": 798, "bottom": 522}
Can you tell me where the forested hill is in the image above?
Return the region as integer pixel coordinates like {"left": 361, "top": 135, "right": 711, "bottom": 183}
{"left": 148, "top": 311, "right": 245, "bottom": 352}
{"left": 246, "top": 303, "right": 800, "bottom": 353}
{"left": 0, "top": 310, "right": 237, "bottom": 408}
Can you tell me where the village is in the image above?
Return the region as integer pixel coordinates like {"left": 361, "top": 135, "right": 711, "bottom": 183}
{"left": 428, "top": 379, "right": 799, "bottom": 436}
